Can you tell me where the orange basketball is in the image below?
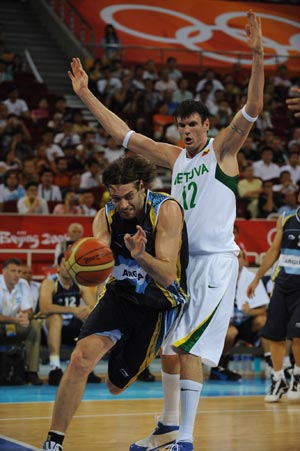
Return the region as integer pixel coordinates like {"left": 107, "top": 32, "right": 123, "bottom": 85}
{"left": 64, "top": 237, "right": 114, "bottom": 287}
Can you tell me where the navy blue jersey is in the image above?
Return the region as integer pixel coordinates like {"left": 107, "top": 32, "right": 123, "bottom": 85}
{"left": 50, "top": 274, "right": 81, "bottom": 309}
{"left": 105, "top": 190, "right": 188, "bottom": 310}
{"left": 273, "top": 209, "right": 300, "bottom": 289}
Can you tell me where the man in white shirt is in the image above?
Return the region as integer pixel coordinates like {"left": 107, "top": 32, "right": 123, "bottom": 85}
{"left": 154, "top": 67, "right": 178, "bottom": 94}
{"left": 38, "top": 168, "right": 62, "bottom": 202}
{"left": 80, "top": 158, "right": 103, "bottom": 188}
{"left": 166, "top": 57, "right": 183, "bottom": 82}
{"left": 96, "top": 66, "right": 122, "bottom": 97}
{"left": 78, "top": 190, "right": 97, "bottom": 216}
{"left": 253, "top": 147, "right": 280, "bottom": 181}
{"left": 54, "top": 120, "right": 81, "bottom": 149}
{"left": 20, "top": 264, "right": 41, "bottom": 313}
{"left": 195, "top": 69, "right": 224, "bottom": 102}
{"left": 0, "top": 258, "right": 42, "bottom": 385}
{"left": 40, "top": 128, "right": 65, "bottom": 172}
{"left": 103, "top": 135, "right": 124, "bottom": 163}
{"left": 17, "top": 181, "right": 49, "bottom": 215}
{"left": 280, "top": 151, "right": 300, "bottom": 185}
{"left": 3, "top": 86, "right": 30, "bottom": 119}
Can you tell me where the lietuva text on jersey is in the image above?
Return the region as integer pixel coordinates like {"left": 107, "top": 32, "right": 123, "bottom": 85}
{"left": 105, "top": 190, "right": 188, "bottom": 310}
{"left": 172, "top": 138, "right": 240, "bottom": 255}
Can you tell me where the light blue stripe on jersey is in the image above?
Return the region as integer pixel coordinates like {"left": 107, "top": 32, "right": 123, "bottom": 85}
{"left": 280, "top": 248, "right": 300, "bottom": 275}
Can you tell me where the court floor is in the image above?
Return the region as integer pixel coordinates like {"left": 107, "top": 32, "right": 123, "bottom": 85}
{"left": 0, "top": 361, "right": 299, "bottom": 451}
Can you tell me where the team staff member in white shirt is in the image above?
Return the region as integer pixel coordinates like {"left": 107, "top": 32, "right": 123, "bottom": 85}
{"left": 20, "top": 263, "right": 41, "bottom": 313}
{"left": 0, "top": 258, "right": 42, "bottom": 385}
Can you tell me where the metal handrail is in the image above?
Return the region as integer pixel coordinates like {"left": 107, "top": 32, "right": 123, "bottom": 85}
{"left": 48, "top": 0, "right": 96, "bottom": 53}
{"left": 24, "top": 48, "right": 44, "bottom": 83}
{"left": 0, "top": 249, "right": 55, "bottom": 270}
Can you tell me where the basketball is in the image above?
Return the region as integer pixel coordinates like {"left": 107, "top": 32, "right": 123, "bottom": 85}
{"left": 64, "top": 237, "right": 114, "bottom": 286}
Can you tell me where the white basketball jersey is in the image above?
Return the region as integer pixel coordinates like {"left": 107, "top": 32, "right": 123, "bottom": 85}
{"left": 171, "top": 138, "right": 239, "bottom": 255}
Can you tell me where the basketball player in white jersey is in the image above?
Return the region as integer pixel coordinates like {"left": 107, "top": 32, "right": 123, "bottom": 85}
{"left": 67, "top": 10, "right": 264, "bottom": 451}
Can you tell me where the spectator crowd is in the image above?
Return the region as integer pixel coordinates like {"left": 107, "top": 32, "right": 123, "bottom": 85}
{"left": 1, "top": 19, "right": 299, "bottom": 394}
{"left": 1, "top": 27, "right": 300, "bottom": 219}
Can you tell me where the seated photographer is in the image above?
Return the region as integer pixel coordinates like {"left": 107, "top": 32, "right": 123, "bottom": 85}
{"left": 0, "top": 258, "right": 42, "bottom": 385}
{"left": 38, "top": 253, "right": 101, "bottom": 386}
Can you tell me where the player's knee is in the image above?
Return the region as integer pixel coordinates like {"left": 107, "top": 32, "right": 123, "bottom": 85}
{"left": 46, "top": 315, "right": 63, "bottom": 334}
{"left": 252, "top": 315, "right": 266, "bottom": 331}
{"left": 292, "top": 337, "right": 300, "bottom": 345}
{"left": 227, "top": 326, "right": 238, "bottom": 342}
{"left": 69, "top": 348, "right": 93, "bottom": 377}
{"left": 161, "top": 353, "right": 180, "bottom": 373}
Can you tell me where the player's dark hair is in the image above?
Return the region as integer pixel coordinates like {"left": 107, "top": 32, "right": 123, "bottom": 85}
{"left": 174, "top": 100, "right": 209, "bottom": 123}
{"left": 102, "top": 155, "right": 157, "bottom": 189}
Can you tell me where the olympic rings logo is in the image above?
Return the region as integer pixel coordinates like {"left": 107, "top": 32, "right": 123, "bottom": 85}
{"left": 100, "top": 4, "right": 300, "bottom": 65}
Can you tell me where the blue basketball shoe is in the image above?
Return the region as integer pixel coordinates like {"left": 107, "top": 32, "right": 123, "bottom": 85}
{"left": 129, "top": 421, "right": 179, "bottom": 450}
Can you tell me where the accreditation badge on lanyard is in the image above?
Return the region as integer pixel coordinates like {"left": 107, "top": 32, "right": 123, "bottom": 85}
{"left": 2, "top": 292, "right": 17, "bottom": 335}
{"left": 5, "top": 323, "right": 17, "bottom": 336}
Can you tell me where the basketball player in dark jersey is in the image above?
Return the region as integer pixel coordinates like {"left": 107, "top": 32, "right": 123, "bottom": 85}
{"left": 39, "top": 253, "right": 99, "bottom": 386}
{"left": 248, "top": 193, "right": 300, "bottom": 402}
{"left": 42, "top": 155, "right": 189, "bottom": 451}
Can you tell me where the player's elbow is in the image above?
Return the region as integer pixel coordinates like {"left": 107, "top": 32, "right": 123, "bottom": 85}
{"left": 160, "top": 272, "right": 176, "bottom": 288}
{"left": 246, "top": 100, "right": 263, "bottom": 117}
{"left": 39, "top": 304, "right": 48, "bottom": 315}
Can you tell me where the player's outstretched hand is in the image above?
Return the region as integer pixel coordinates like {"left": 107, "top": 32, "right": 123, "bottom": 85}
{"left": 245, "top": 10, "right": 263, "bottom": 54}
{"left": 286, "top": 87, "right": 300, "bottom": 118}
{"left": 68, "top": 57, "right": 89, "bottom": 95}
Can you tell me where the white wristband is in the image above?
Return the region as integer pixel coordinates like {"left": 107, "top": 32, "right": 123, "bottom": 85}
{"left": 241, "top": 105, "right": 258, "bottom": 123}
{"left": 122, "top": 130, "right": 135, "bottom": 148}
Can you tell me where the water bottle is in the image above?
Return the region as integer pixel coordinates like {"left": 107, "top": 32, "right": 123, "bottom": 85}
{"left": 245, "top": 354, "right": 253, "bottom": 377}
{"left": 230, "top": 354, "right": 240, "bottom": 372}
{"left": 240, "top": 354, "right": 248, "bottom": 375}
{"left": 254, "top": 356, "right": 261, "bottom": 378}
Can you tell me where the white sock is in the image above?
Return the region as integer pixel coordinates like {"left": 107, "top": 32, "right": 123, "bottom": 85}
{"left": 50, "top": 355, "right": 61, "bottom": 369}
{"left": 160, "top": 371, "right": 180, "bottom": 426}
{"left": 283, "top": 355, "right": 291, "bottom": 368}
{"left": 293, "top": 365, "right": 300, "bottom": 375}
{"left": 177, "top": 379, "right": 202, "bottom": 443}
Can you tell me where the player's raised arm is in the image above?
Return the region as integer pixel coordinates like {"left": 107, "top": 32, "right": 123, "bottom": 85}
{"left": 68, "top": 58, "right": 180, "bottom": 168}
{"left": 213, "top": 10, "right": 264, "bottom": 165}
